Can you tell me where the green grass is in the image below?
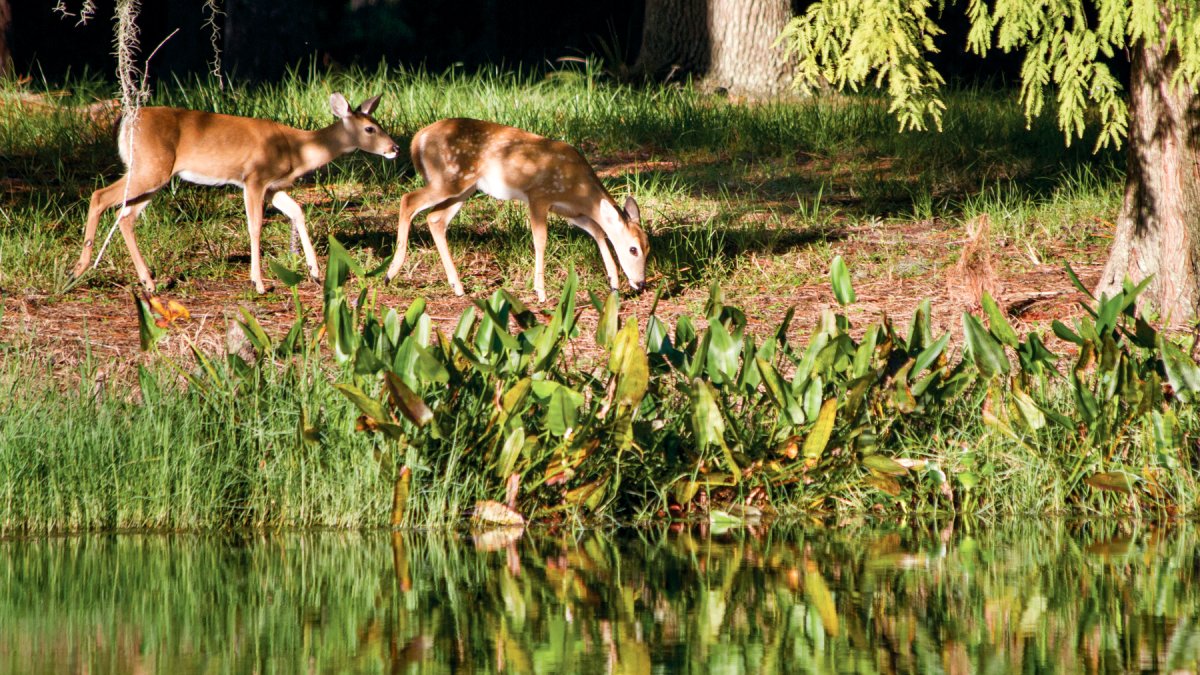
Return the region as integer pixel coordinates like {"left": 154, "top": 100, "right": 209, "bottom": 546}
{"left": 1, "top": 65, "right": 1121, "bottom": 299}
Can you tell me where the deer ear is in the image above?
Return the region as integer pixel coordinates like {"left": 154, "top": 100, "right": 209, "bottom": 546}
{"left": 358, "top": 94, "right": 382, "bottom": 115}
{"left": 329, "top": 93, "right": 352, "bottom": 119}
{"left": 623, "top": 196, "right": 641, "bottom": 223}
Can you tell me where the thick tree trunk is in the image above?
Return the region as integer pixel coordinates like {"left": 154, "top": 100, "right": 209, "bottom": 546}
{"left": 632, "top": 0, "right": 793, "bottom": 99}
{"left": 631, "top": 0, "right": 709, "bottom": 83}
{"left": 1096, "top": 35, "right": 1200, "bottom": 323}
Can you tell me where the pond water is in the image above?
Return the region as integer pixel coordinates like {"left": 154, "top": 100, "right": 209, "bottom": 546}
{"left": 2, "top": 521, "right": 1198, "bottom": 673}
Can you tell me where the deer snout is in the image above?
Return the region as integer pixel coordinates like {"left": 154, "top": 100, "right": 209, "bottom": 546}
{"left": 383, "top": 143, "right": 400, "bottom": 159}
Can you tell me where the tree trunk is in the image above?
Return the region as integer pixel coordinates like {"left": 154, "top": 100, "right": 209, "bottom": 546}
{"left": 631, "top": 0, "right": 708, "bottom": 83}
{"left": 0, "top": 0, "right": 12, "bottom": 78}
{"left": 632, "top": 0, "right": 793, "bottom": 99}
{"left": 1096, "top": 32, "right": 1200, "bottom": 323}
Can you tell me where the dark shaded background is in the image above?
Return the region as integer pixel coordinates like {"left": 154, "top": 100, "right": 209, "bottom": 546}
{"left": 9, "top": 0, "right": 643, "bottom": 83}
{"left": 9, "top": 0, "right": 1027, "bottom": 86}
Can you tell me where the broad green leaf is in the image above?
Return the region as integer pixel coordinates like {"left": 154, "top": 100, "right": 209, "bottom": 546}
{"left": 268, "top": 260, "right": 306, "bottom": 287}
{"left": 546, "top": 385, "right": 581, "bottom": 437}
{"left": 1095, "top": 292, "right": 1122, "bottom": 335}
{"left": 353, "top": 342, "right": 386, "bottom": 375}
{"left": 830, "top": 255, "right": 856, "bottom": 305}
{"left": 595, "top": 291, "right": 619, "bottom": 348}
{"left": 913, "top": 332, "right": 951, "bottom": 374}
{"left": 862, "top": 454, "right": 908, "bottom": 476}
{"left": 1052, "top": 320, "right": 1084, "bottom": 345}
{"left": 705, "top": 319, "right": 742, "bottom": 385}
{"left": 412, "top": 343, "right": 450, "bottom": 384}
{"left": 852, "top": 325, "right": 878, "bottom": 377}
{"left": 891, "top": 361, "right": 917, "bottom": 413}
{"left": 757, "top": 357, "right": 805, "bottom": 425}
{"left": 1159, "top": 336, "right": 1200, "bottom": 402}
{"left": 690, "top": 380, "right": 740, "bottom": 479}
{"left": 502, "top": 378, "right": 533, "bottom": 414}
{"left": 496, "top": 426, "right": 525, "bottom": 478}
{"left": 962, "top": 312, "right": 1010, "bottom": 377}
{"left": 907, "top": 299, "right": 933, "bottom": 351}
{"left": 237, "top": 307, "right": 272, "bottom": 355}
{"left": 334, "top": 383, "right": 390, "bottom": 426}
{"left": 981, "top": 292, "right": 1019, "bottom": 347}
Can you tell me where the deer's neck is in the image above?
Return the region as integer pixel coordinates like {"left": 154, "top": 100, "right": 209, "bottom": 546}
{"left": 297, "top": 122, "right": 352, "bottom": 173}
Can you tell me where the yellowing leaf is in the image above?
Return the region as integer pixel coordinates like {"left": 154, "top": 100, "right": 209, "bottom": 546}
{"left": 804, "top": 560, "right": 840, "bottom": 636}
{"left": 1084, "top": 472, "right": 1135, "bottom": 494}
{"left": 802, "top": 398, "right": 837, "bottom": 468}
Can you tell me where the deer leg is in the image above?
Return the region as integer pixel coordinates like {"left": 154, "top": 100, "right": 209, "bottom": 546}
{"left": 271, "top": 191, "right": 320, "bottom": 282}
{"left": 387, "top": 185, "right": 448, "bottom": 282}
{"left": 568, "top": 216, "right": 620, "bottom": 292}
{"left": 244, "top": 184, "right": 269, "bottom": 293}
{"left": 528, "top": 200, "right": 552, "bottom": 302}
{"left": 115, "top": 200, "right": 155, "bottom": 292}
{"left": 73, "top": 174, "right": 163, "bottom": 280}
{"left": 427, "top": 199, "right": 467, "bottom": 295}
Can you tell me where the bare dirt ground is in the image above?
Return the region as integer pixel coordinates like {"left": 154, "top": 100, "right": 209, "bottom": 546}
{"left": 1, "top": 207, "right": 1104, "bottom": 384}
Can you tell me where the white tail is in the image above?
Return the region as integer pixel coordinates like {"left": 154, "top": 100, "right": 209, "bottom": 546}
{"left": 71, "top": 93, "right": 399, "bottom": 293}
{"left": 385, "top": 118, "right": 649, "bottom": 302}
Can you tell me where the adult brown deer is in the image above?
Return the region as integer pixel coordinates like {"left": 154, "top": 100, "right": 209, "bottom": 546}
{"left": 71, "top": 93, "right": 399, "bottom": 294}
{"left": 385, "top": 118, "right": 649, "bottom": 302}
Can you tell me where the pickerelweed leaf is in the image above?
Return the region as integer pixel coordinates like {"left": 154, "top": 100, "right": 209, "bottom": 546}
{"left": 862, "top": 454, "right": 909, "bottom": 476}
{"left": 1084, "top": 471, "right": 1136, "bottom": 494}
{"left": 384, "top": 370, "right": 433, "bottom": 428}
{"left": 1052, "top": 320, "right": 1084, "bottom": 345}
{"left": 981, "top": 292, "right": 1019, "bottom": 347}
{"left": 830, "top": 255, "right": 856, "bottom": 306}
{"left": 268, "top": 260, "right": 306, "bottom": 288}
{"left": 963, "top": 312, "right": 1010, "bottom": 377}
{"left": 1158, "top": 335, "right": 1200, "bottom": 402}
{"left": 802, "top": 398, "right": 837, "bottom": 468}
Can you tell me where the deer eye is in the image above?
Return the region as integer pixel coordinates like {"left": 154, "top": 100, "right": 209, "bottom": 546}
{"left": 629, "top": 247, "right": 639, "bottom": 257}
{"left": 365, "top": 126, "right": 377, "bottom": 135}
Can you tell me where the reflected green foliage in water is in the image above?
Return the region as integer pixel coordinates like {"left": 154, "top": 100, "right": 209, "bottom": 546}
{"left": 2, "top": 522, "right": 1199, "bottom": 673}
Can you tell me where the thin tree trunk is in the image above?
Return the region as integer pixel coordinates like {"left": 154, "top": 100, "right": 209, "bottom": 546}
{"left": 633, "top": 0, "right": 793, "bottom": 99}
{"left": 0, "top": 0, "right": 12, "bottom": 78}
{"left": 1096, "top": 31, "right": 1200, "bottom": 323}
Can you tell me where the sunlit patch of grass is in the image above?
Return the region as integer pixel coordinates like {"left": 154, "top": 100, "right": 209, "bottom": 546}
{"left": 1, "top": 65, "right": 1123, "bottom": 301}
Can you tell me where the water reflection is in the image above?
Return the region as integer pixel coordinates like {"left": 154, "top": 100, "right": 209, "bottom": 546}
{"left": 2, "top": 521, "right": 1198, "bottom": 673}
